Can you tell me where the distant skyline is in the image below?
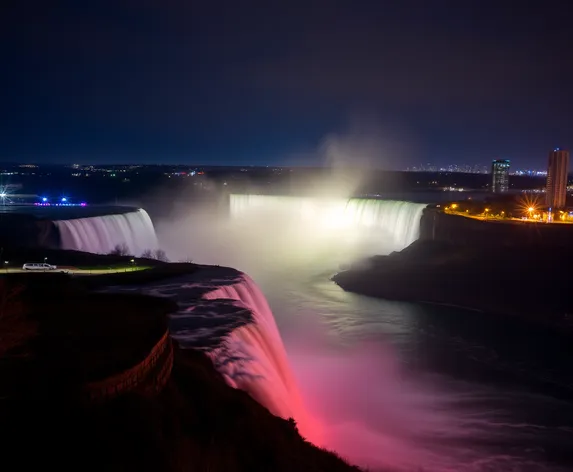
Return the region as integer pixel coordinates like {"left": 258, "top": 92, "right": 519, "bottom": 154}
{"left": 0, "top": 160, "right": 555, "bottom": 173}
{"left": 1, "top": 1, "right": 572, "bottom": 168}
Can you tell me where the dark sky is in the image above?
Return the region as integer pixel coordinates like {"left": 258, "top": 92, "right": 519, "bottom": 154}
{"left": 1, "top": 1, "right": 572, "bottom": 168}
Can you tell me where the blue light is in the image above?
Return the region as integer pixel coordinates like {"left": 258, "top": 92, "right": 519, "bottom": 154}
{"left": 42, "top": 197, "right": 48, "bottom": 202}
{"left": 555, "top": 148, "right": 561, "bottom": 151}
{"left": 61, "top": 197, "right": 67, "bottom": 202}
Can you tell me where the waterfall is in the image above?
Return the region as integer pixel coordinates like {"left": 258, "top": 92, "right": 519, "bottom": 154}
{"left": 54, "top": 208, "right": 158, "bottom": 256}
{"left": 230, "top": 194, "right": 427, "bottom": 251}
{"left": 200, "top": 273, "right": 321, "bottom": 442}
{"left": 343, "top": 198, "right": 426, "bottom": 249}
{"left": 103, "top": 266, "right": 322, "bottom": 444}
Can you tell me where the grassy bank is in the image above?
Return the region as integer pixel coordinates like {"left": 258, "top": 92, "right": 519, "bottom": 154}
{"left": 79, "top": 262, "right": 199, "bottom": 288}
{"left": 0, "top": 246, "right": 165, "bottom": 270}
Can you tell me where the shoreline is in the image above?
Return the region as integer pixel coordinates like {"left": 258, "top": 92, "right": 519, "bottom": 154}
{"left": 332, "top": 239, "right": 573, "bottom": 336}
{"left": 334, "top": 275, "right": 573, "bottom": 336}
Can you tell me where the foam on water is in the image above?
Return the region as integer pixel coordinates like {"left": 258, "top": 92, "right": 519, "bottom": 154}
{"left": 55, "top": 208, "right": 158, "bottom": 255}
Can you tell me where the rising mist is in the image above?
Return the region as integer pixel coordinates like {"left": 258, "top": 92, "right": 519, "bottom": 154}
{"left": 150, "top": 186, "right": 480, "bottom": 471}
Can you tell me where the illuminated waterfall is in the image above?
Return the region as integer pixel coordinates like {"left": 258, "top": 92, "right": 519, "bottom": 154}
{"left": 105, "top": 266, "right": 322, "bottom": 444}
{"left": 230, "top": 194, "right": 426, "bottom": 251}
{"left": 199, "top": 272, "right": 320, "bottom": 442}
{"left": 54, "top": 208, "right": 158, "bottom": 255}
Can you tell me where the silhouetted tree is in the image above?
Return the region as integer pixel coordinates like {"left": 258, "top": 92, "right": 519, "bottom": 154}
{"left": 287, "top": 417, "right": 298, "bottom": 432}
{"left": 179, "top": 257, "right": 194, "bottom": 263}
{"left": 109, "top": 244, "right": 131, "bottom": 256}
{"left": 153, "top": 249, "right": 169, "bottom": 262}
{"left": 140, "top": 249, "right": 154, "bottom": 259}
{"left": 140, "top": 249, "right": 170, "bottom": 262}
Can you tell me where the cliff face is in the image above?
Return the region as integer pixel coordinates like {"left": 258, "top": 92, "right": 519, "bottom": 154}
{"left": 419, "top": 208, "right": 573, "bottom": 247}
{"left": 0, "top": 263, "right": 361, "bottom": 472}
{"left": 3, "top": 346, "right": 359, "bottom": 472}
{"left": 333, "top": 239, "right": 573, "bottom": 330}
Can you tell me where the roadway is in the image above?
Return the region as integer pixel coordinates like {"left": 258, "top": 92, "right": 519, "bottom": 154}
{"left": 1, "top": 267, "right": 145, "bottom": 275}
{"left": 447, "top": 211, "right": 573, "bottom": 224}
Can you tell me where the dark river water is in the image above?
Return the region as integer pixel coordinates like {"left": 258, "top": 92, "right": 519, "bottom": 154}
{"left": 260, "top": 267, "right": 573, "bottom": 472}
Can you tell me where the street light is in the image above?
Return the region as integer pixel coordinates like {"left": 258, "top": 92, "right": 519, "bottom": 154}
{"left": 4, "top": 261, "right": 8, "bottom": 273}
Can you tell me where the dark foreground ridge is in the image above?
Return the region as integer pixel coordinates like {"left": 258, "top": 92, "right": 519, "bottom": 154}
{"left": 0, "top": 267, "right": 360, "bottom": 472}
{"left": 333, "top": 239, "right": 573, "bottom": 333}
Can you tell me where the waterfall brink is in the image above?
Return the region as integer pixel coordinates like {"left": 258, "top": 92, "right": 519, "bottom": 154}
{"left": 54, "top": 208, "right": 158, "bottom": 255}
{"left": 230, "top": 194, "right": 427, "bottom": 251}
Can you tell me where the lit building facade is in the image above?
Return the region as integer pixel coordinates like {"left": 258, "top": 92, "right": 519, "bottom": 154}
{"left": 491, "top": 159, "right": 510, "bottom": 193}
{"left": 546, "top": 148, "right": 569, "bottom": 209}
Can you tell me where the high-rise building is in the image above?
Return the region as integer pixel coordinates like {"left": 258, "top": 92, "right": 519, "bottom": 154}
{"left": 491, "top": 159, "right": 510, "bottom": 193}
{"left": 546, "top": 148, "right": 569, "bottom": 209}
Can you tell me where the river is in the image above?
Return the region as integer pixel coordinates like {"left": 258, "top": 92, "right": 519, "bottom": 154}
{"left": 261, "top": 267, "right": 573, "bottom": 471}
{"left": 158, "top": 196, "right": 573, "bottom": 471}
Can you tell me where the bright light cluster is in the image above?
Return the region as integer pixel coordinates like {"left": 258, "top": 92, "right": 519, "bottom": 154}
{"left": 34, "top": 202, "right": 87, "bottom": 207}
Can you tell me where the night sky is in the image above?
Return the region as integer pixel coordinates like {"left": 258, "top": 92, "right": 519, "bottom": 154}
{"left": 1, "top": 1, "right": 572, "bottom": 168}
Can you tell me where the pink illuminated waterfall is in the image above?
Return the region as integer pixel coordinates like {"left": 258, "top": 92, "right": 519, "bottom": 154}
{"left": 201, "top": 274, "right": 323, "bottom": 443}
{"left": 106, "top": 266, "right": 323, "bottom": 444}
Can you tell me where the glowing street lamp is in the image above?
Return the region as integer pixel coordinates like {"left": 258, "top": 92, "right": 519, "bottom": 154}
{"left": 0, "top": 186, "right": 9, "bottom": 204}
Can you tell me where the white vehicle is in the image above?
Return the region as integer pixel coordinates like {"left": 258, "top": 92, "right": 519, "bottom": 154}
{"left": 22, "top": 262, "right": 58, "bottom": 271}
